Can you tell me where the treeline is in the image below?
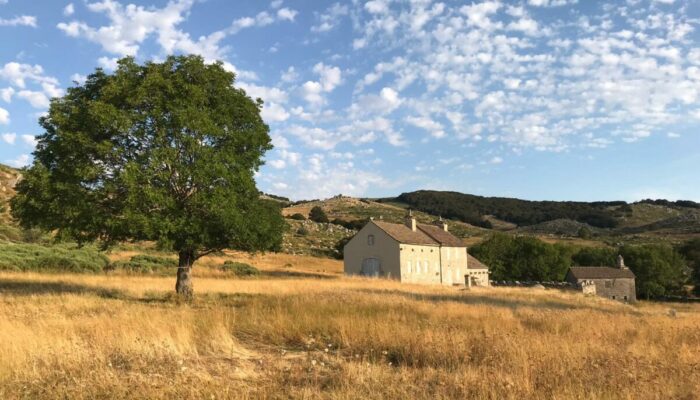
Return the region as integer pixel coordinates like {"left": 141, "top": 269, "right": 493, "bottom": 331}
{"left": 385, "top": 191, "right": 625, "bottom": 228}
{"left": 471, "top": 234, "right": 700, "bottom": 299}
{"left": 639, "top": 199, "right": 700, "bottom": 209}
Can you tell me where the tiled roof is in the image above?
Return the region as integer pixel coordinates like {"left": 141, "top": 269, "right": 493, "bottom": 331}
{"left": 372, "top": 221, "right": 440, "bottom": 246}
{"left": 568, "top": 267, "right": 635, "bottom": 280}
{"left": 467, "top": 253, "right": 488, "bottom": 270}
{"left": 417, "top": 224, "right": 465, "bottom": 247}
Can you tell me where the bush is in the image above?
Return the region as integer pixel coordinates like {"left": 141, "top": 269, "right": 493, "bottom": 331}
{"left": 297, "top": 227, "right": 310, "bottom": 236}
{"left": 289, "top": 213, "right": 306, "bottom": 220}
{"left": 0, "top": 242, "right": 109, "bottom": 273}
{"left": 109, "top": 254, "right": 177, "bottom": 274}
{"left": 331, "top": 218, "right": 367, "bottom": 230}
{"left": 221, "top": 261, "right": 260, "bottom": 276}
{"left": 309, "top": 206, "right": 329, "bottom": 223}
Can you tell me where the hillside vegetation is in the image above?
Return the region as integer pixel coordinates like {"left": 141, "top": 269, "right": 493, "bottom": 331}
{"left": 0, "top": 164, "right": 20, "bottom": 225}
{"left": 380, "top": 190, "right": 700, "bottom": 238}
{"left": 0, "top": 264, "right": 698, "bottom": 399}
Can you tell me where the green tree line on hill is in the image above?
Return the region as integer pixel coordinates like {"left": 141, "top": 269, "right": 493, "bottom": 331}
{"left": 471, "top": 233, "right": 695, "bottom": 299}
{"left": 385, "top": 190, "right": 639, "bottom": 228}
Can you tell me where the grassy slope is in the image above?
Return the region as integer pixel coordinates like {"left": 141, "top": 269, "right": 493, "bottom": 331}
{"left": 0, "top": 258, "right": 698, "bottom": 399}
{"left": 284, "top": 196, "right": 486, "bottom": 237}
{"left": 0, "top": 164, "right": 19, "bottom": 225}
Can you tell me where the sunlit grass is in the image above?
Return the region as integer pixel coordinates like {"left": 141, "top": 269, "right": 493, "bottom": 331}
{"left": 0, "top": 258, "right": 698, "bottom": 399}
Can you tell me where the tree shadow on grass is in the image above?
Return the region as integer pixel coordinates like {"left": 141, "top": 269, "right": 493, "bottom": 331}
{"left": 0, "top": 278, "right": 128, "bottom": 300}
{"left": 261, "top": 270, "right": 339, "bottom": 280}
{"left": 351, "top": 287, "right": 640, "bottom": 316}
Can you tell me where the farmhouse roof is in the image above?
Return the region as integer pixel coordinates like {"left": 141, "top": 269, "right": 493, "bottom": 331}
{"left": 372, "top": 221, "right": 440, "bottom": 246}
{"left": 568, "top": 267, "right": 635, "bottom": 280}
{"left": 417, "top": 224, "right": 465, "bottom": 247}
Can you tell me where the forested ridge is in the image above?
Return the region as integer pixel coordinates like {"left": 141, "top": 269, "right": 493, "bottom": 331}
{"left": 383, "top": 190, "right": 699, "bottom": 229}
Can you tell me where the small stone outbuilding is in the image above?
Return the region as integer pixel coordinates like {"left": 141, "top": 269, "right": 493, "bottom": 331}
{"left": 565, "top": 255, "right": 636, "bottom": 302}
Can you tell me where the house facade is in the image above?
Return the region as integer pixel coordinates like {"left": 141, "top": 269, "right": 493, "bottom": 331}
{"left": 565, "top": 255, "right": 636, "bottom": 302}
{"left": 343, "top": 213, "right": 489, "bottom": 286}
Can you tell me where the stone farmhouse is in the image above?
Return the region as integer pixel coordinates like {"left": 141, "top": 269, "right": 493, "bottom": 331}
{"left": 565, "top": 255, "right": 636, "bottom": 302}
{"left": 343, "top": 212, "right": 489, "bottom": 286}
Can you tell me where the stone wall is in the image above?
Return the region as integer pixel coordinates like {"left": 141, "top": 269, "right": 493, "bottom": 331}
{"left": 589, "top": 278, "right": 636, "bottom": 302}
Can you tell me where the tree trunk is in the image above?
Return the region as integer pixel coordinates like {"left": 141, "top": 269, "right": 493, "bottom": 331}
{"left": 176, "top": 250, "right": 195, "bottom": 300}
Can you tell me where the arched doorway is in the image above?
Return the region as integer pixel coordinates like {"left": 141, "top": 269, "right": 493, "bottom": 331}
{"left": 361, "top": 258, "right": 381, "bottom": 277}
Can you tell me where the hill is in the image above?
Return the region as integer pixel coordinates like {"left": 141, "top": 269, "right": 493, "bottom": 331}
{"left": 0, "top": 164, "right": 20, "bottom": 225}
{"left": 379, "top": 190, "right": 700, "bottom": 239}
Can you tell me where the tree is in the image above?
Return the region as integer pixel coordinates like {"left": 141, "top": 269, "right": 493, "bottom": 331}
{"left": 309, "top": 206, "right": 329, "bottom": 223}
{"left": 620, "top": 244, "right": 689, "bottom": 299}
{"left": 679, "top": 239, "right": 700, "bottom": 296}
{"left": 11, "top": 55, "right": 285, "bottom": 299}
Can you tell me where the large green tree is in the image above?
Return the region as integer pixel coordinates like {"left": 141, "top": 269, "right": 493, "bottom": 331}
{"left": 11, "top": 55, "right": 285, "bottom": 298}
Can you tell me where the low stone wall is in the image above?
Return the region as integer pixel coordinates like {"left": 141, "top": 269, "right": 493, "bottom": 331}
{"left": 489, "top": 281, "right": 573, "bottom": 289}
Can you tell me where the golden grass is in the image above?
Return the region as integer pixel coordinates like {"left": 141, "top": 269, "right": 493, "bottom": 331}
{"left": 0, "top": 260, "right": 699, "bottom": 399}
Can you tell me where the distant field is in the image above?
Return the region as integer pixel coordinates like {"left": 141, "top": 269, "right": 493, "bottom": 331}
{"left": 0, "top": 255, "right": 698, "bottom": 399}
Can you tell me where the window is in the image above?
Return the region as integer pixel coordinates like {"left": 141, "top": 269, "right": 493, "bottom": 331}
{"left": 611, "top": 295, "right": 616, "bottom": 300}
{"left": 407, "top": 261, "right": 412, "bottom": 273}
{"left": 367, "top": 235, "right": 375, "bottom": 246}
{"left": 623, "top": 296, "right": 628, "bottom": 301}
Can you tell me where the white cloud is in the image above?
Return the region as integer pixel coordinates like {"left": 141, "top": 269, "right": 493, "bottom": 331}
{"left": 313, "top": 63, "right": 342, "bottom": 92}
{"left": 280, "top": 66, "right": 298, "bottom": 83}
{"left": 98, "top": 56, "right": 119, "bottom": 71}
{"left": 1, "top": 132, "right": 15, "bottom": 144}
{"left": 17, "top": 90, "right": 50, "bottom": 108}
{"left": 490, "top": 156, "right": 503, "bottom": 164}
{"left": 528, "top": 0, "right": 578, "bottom": 6}
{"left": 0, "top": 62, "right": 58, "bottom": 89}
{"left": 58, "top": 0, "right": 296, "bottom": 62}
{"left": 406, "top": 115, "right": 445, "bottom": 138}
{"left": 63, "top": 3, "right": 75, "bottom": 16}
{"left": 21, "top": 134, "right": 37, "bottom": 147}
{"left": 0, "top": 87, "right": 13, "bottom": 102}
{"left": 311, "top": 3, "right": 349, "bottom": 33}
{"left": 5, "top": 154, "right": 30, "bottom": 168}
{"left": 70, "top": 73, "right": 87, "bottom": 85}
{"left": 0, "top": 15, "right": 37, "bottom": 27}
{"left": 0, "top": 107, "right": 8, "bottom": 124}
{"left": 277, "top": 8, "right": 297, "bottom": 22}
{"left": 350, "top": 87, "right": 402, "bottom": 116}
{"left": 261, "top": 102, "right": 289, "bottom": 122}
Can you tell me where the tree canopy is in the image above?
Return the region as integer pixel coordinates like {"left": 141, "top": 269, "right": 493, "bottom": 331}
{"left": 309, "top": 206, "right": 329, "bottom": 223}
{"left": 11, "top": 55, "right": 284, "bottom": 298}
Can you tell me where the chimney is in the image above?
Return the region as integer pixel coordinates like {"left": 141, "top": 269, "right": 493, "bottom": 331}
{"left": 434, "top": 216, "right": 448, "bottom": 232}
{"left": 617, "top": 255, "right": 627, "bottom": 269}
{"left": 404, "top": 209, "right": 417, "bottom": 232}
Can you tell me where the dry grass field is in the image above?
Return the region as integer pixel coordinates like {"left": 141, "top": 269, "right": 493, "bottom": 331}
{"left": 0, "top": 253, "right": 699, "bottom": 399}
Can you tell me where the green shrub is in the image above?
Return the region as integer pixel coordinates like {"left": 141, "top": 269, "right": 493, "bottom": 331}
{"left": 289, "top": 213, "right": 306, "bottom": 220}
{"left": 0, "top": 242, "right": 109, "bottom": 273}
{"left": 109, "top": 254, "right": 177, "bottom": 274}
{"left": 309, "top": 206, "right": 329, "bottom": 223}
{"left": 297, "top": 227, "right": 310, "bottom": 236}
{"left": 221, "top": 261, "right": 260, "bottom": 276}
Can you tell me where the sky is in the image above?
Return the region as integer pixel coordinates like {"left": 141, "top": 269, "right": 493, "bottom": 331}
{"left": 0, "top": 0, "right": 699, "bottom": 202}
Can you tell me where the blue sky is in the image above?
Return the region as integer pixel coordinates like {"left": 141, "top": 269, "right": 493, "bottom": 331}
{"left": 0, "top": 0, "right": 699, "bottom": 201}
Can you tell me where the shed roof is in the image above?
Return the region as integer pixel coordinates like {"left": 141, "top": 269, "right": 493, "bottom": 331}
{"left": 568, "top": 267, "right": 635, "bottom": 280}
{"left": 467, "top": 253, "right": 488, "bottom": 270}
